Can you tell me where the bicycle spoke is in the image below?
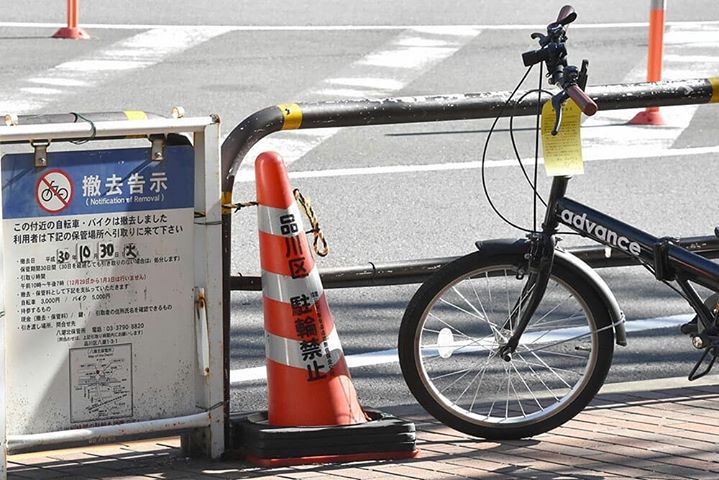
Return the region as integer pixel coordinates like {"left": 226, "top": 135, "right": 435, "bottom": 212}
{"left": 514, "top": 350, "right": 560, "bottom": 402}
{"left": 525, "top": 350, "right": 576, "bottom": 388}
{"left": 508, "top": 368, "right": 527, "bottom": 417}
{"left": 510, "top": 356, "right": 583, "bottom": 377}
{"left": 470, "top": 348, "right": 497, "bottom": 412}
{"left": 470, "top": 280, "right": 498, "bottom": 330}
{"left": 452, "top": 285, "right": 489, "bottom": 323}
{"left": 437, "top": 299, "right": 485, "bottom": 324}
{"left": 505, "top": 362, "right": 512, "bottom": 420}
{"left": 528, "top": 349, "right": 588, "bottom": 360}
{"left": 528, "top": 294, "right": 575, "bottom": 329}
{"left": 504, "top": 282, "right": 536, "bottom": 330}
{"left": 420, "top": 335, "right": 496, "bottom": 352}
{"left": 453, "top": 354, "right": 496, "bottom": 406}
{"left": 403, "top": 255, "right": 609, "bottom": 433}
{"left": 518, "top": 328, "right": 595, "bottom": 354}
{"left": 427, "top": 311, "right": 473, "bottom": 339}
{"left": 523, "top": 313, "right": 586, "bottom": 332}
{"left": 429, "top": 366, "right": 474, "bottom": 383}
{"left": 527, "top": 283, "right": 572, "bottom": 328}
{"left": 510, "top": 360, "right": 542, "bottom": 411}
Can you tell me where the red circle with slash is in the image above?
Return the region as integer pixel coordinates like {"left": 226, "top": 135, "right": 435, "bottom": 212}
{"left": 36, "top": 169, "right": 74, "bottom": 214}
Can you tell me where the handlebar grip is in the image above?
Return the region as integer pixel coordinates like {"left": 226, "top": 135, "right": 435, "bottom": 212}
{"left": 565, "top": 84, "right": 597, "bottom": 116}
{"left": 556, "top": 5, "right": 577, "bottom": 26}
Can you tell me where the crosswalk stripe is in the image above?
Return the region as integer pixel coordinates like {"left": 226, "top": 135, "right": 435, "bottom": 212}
{"left": 0, "top": 27, "right": 232, "bottom": 115}
{"left": 581, "top": 24, "right": 719, "bottom": 157}
{"left": 236, "top": 26, "right": 482, "bottom": 181}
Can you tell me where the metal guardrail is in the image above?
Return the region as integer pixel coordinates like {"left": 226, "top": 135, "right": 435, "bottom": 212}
{"left": 220, "top": 77, "right": 719, "bottom": 190}
{"left": 232, "top": 236, "right": 719, "bottom": 290}
{"left": 221, "top": 77, "right": 719, "bottom": 291}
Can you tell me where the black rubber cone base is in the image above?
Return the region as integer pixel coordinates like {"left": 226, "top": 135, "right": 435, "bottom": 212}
{"left": 229, "top": 408, "right": 418, "bottom": 467}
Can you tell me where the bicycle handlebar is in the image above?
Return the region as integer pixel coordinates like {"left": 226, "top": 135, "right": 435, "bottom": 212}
{"left": 556, "top": 5, "right": 577, "bottom": 26}
{"left": 565, "top": 84, "right": 597, "bottom": 116}
{"left": 522, "top": 5, "right": 598, "bottom": 117}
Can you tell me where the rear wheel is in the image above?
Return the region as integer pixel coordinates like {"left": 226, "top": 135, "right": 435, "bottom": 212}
{"left": 399, "top": 251, "right": 614, "bottom": 439}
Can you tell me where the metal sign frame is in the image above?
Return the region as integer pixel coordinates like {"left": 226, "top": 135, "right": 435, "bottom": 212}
{"left": 0, "top": 114, "right": 226, "bottom": 476}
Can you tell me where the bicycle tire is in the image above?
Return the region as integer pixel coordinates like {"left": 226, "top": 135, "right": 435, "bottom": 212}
{"left": 398, "top": 251, "right": 614, "bottom": 439}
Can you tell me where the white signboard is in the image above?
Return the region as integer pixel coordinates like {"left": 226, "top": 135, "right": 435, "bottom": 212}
{"left": 1, "top": 146, "right": 198, "bottom": 434}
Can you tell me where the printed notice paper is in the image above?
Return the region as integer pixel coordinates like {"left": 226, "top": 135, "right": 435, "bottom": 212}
{"left": 541, "top": 99, "right": 584, "bottom": 176}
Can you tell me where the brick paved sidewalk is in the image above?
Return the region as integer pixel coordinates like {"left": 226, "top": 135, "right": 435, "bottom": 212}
{"left": 8, "top": 377, "right": 719, "bottom": 479}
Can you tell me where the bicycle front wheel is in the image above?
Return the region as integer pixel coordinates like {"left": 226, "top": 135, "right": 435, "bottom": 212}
{"left": 398, "top": 251, "right": 614, "bottom": 439}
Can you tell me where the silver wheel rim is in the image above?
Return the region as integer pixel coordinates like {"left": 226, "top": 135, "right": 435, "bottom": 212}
{"left": 414, "top": 263, "right": 600, "bottom": 428}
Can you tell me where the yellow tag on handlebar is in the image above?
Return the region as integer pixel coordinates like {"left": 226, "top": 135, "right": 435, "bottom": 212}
{"left": 541, "top": 100, "right": 584, "bottom": 177}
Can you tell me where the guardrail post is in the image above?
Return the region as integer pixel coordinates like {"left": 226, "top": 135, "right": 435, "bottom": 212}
{"left": 630, "top": 0, "right": 667, "bottom": 125}
{"left": 53, "top": 0, "right": 90, "bottom": 40}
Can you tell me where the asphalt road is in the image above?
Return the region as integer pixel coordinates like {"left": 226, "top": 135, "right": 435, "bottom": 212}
{"left": 2, "top": 1, "right": 719, "bottom": 416}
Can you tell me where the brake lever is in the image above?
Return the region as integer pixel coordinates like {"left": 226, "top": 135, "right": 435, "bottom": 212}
{"left": 551, "top": 91, "right": 568, "bottom": 135}
{"left": 578, "top": 59, "right": 589, "bottom": 90}
{"left": 530, "top": 31, "right": 549, "bottom": 46}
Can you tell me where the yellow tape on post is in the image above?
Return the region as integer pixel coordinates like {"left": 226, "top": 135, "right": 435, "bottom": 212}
{"left": 124, "top": 110, "right": 148, "bottom": 121}
{"left": 221, "top": 192, "right": 233, "bottom": 215}
{"left": 709, "top": 77, "right": 719, "bottom": 103}
{"left": 278, "top": 103, "right": 302, "bottom": 130}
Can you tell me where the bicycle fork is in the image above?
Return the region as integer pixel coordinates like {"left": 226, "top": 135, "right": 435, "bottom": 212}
{"left": 498, "top": 233, "right": 557, "bottom": 362}
{"left": 497, "top": 176, "right": 569, "bottom": 362}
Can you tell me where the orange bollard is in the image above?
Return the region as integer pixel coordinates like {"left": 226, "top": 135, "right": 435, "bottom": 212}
{"left": 630, "top": 0, "right": 666, "bottom": 125}
{"left": 53, "top": 0, "right": 90, "bottom": 40}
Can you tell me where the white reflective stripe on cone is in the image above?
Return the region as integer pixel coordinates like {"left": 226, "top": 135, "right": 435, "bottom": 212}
{"left": 265, "top": 327, "right": 344, "bottom": 370}
{"left": 261, "top": 268, "right": 324, "bottom": 304}
{"left": 257, "top": 203, "right": 304, "bottom": 237}
{"left": 650, "top": 0, "right": 666, "bottom": 10}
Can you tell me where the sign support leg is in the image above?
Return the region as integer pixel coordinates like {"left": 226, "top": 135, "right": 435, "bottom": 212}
{"left": 182, "top": 119, "right": 225, "bottom": 458}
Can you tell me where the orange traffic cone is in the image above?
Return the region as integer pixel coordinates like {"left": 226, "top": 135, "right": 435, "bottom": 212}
{"left": 629, "top": 0, "right": 666, "bottom": 125}
{"left": 232, "top": 151, "right": 418, "bottom": 467}
{"left": 53, "top": 0, "right": 90, "bottom": 39}
{"left": 255, "top": 150, "right": 367, "bottom": 427}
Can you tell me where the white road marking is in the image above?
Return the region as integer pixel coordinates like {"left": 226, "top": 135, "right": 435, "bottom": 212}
{"left": 326, "top": 77, "right": 405, "bottom": 90}
{"left": 581, "top": 24, "right": 719, "bottom": 157}
{"left": 236, "top": 26, "right": 482, "bottom": 181}
{"left": 2, "top": 21, "right": 719, "bottom": 31}
{"left": 313, "top": 87, "right": 377, "bottom": 97}
{"left": 231, "top": 144, "right": 719, "bottom": 181}
{"left": 230, "top": 313, "right": 692, "bottom": 384}
{"left": 27, "top": 77, "right": 89, "bottom": 87}
{"left": 230, "top": 23, "right": 719, "bottom": 183}
{"left": 20, "top": 87, "right": 62, "bottom": 95}
{"left": 0, "top": 27, "right": 231, "bottom": 114}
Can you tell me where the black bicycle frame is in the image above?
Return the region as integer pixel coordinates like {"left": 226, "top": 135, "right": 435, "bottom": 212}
{"left": 503, "top": 175, "right": 719, "bottom": 356}
{"left": 551, "top": 175, "right": 719, "bottom": 327}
